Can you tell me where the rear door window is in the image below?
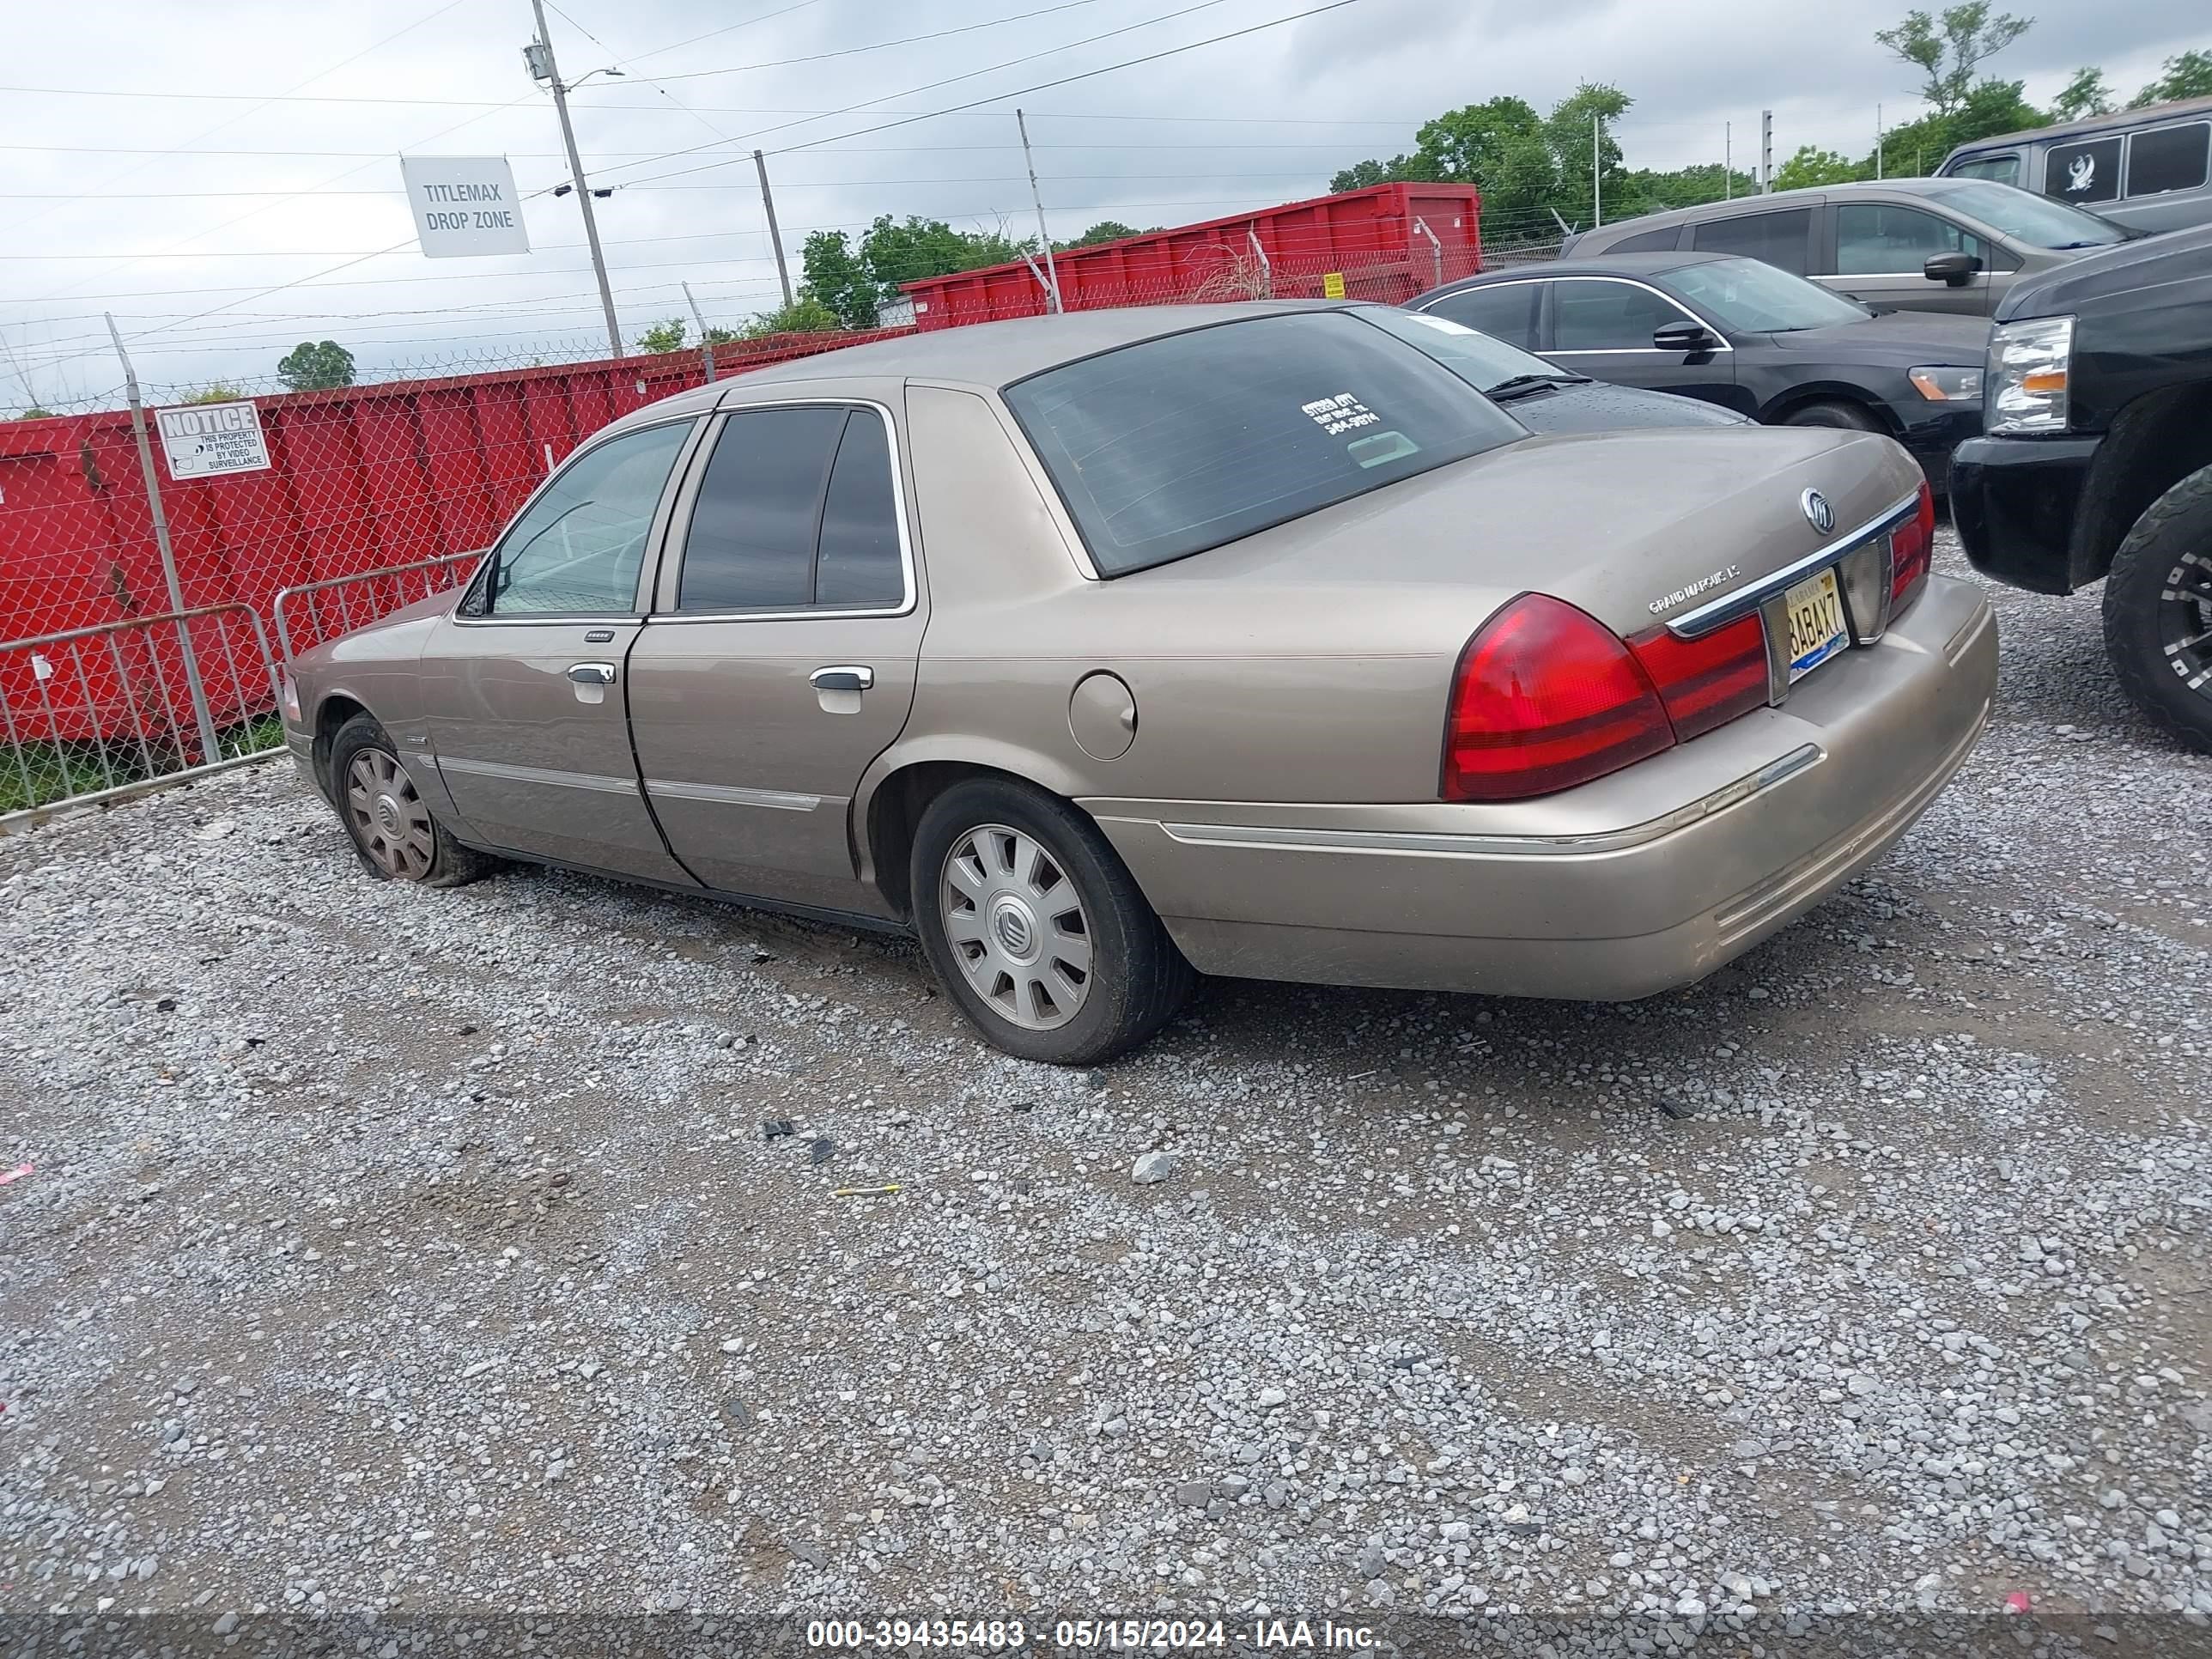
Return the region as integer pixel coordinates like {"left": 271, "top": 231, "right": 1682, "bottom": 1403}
{"left": 1688, "top": 208, "right": 1814, "bottom": 275}
{"left": 2127, "top": 123, "right": 2210, "bottom": 198}
{"left": 1607, "top": 224, "right": 1686, "bottom": 252}
{"left": 1419, "top": 283, "right": 1540, "bottom": 349}
{"left": 1550, "top": 280, "right": 1692, "bottom": 351}
{"left": 1002, "top": 311, "right": 1523, "bottom": 576}
{"left": 2046, "top": 135, "right": 2123, "bottom": 204}
{"left": 814, "top": 410, "right": 905, "bottom": 607}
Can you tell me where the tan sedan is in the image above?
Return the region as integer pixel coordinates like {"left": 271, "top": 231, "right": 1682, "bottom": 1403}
{"left": 282, "top": 302, "right": 1996, "bottom": 1063}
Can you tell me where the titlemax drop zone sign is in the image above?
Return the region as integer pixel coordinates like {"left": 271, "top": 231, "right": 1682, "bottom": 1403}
{"left": 154, "top": 400, "right": 271, "bottom": 481}
{"left": 399, "top": 156, "right": 530, "bottom": 258}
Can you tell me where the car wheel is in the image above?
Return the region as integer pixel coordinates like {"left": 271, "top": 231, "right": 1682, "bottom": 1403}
{"left": 2100, "top": 463, "right": 2212, "bottom": 755}
{"left": 328, "top": 713, "right": 492, "bottom": 886}
{"left": 910, "top": 777, "right": 1194, "bottom": 1065}
{"left": 1781, "top": 399, "right": 1883, "bottom": 434}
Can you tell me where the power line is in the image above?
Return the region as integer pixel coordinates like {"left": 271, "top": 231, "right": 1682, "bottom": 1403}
{"left": 625, "top": 0, "right": 1118, "bottom": 84}
{"left": 612, "top": 0, "right": 1370, "bottom": 191}
{"left": 0, "top": 170, "right": 1343, "bottom": 202}
{"left": 586, "top": 0, "right": 1239, "bottom": 191}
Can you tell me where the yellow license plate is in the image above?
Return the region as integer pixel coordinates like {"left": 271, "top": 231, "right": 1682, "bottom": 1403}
{"left": 1784, "top": 568, "right": 1848, "bottom": 681}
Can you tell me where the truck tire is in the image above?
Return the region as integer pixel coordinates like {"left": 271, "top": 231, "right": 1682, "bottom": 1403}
{"left": 2100, "top": 464, "right": 2212, "bottom": 755}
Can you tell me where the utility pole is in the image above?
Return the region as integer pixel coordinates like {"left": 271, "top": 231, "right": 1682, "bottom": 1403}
{"left": 1592, "top": 112, "right": 1602, "bottom": 228}
{"left": 1724, "top": 122, "right": 1731, "bottom": 199}
{"left": 1876, "top": 104, "right": 1885, "bottom": 179}
{"left": 526, "top": 0, "right": 623, "bottom": 358}
{"left": 1016, "top": 109, "right": 1061, "bottom": 313}
{"left": 683, "top": 282, "right": 715, "bottom": 381}
{"left": 1760, "top": 109, "right": 1774, "bottom": 193}
{"left": 753, "top": 149, "right": 793, "bottom": 309}
{"left": 105, "top": 313, "right": 219, "bottom": 769}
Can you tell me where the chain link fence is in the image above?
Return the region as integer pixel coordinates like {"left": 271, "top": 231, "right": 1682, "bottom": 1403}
{"left": 2, "top": 212, "right": 1569, "bottom": 821}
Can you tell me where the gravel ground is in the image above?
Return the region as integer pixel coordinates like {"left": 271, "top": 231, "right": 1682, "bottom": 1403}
{"left": 2, "top": 532, "right": 2208, "bottom": 1651}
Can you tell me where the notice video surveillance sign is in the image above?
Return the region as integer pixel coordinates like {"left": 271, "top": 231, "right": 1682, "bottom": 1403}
{"left": 154, "top": 400, "right": 271, "bottom": 481}
{"left": 400, "top": 155, "right": 530, "bottom": 258}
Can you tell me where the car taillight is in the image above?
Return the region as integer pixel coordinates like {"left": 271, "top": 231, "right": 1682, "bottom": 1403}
{"left": 1443, "top": 594, "right": 1675, "bottom": 802}
{"left": 1889, "top": 479, "right": 1936, "bottom": 612}
{"left": 1626, "top": 611, "right": 1770, "bottom": 742}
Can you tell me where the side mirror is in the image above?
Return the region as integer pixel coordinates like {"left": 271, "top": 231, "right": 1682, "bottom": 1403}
{"left": 1923, "top": 252, "right": 1982, "bottom": 285}
{"left": 1652, "top": 319, "right": 1719, "bottom": 354}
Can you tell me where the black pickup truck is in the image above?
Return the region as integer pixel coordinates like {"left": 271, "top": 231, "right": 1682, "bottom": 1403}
{"left": 1950, "top": 221, "right": 2212, "bottom": 750}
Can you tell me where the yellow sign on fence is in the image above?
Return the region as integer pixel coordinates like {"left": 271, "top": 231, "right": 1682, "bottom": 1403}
{"left": 1322, "top": 271, "right": 1346, "bottom": 299}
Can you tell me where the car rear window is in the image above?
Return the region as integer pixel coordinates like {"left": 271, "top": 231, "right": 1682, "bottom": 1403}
{"left": 1002, "top": 312, "right": 1523, "bottom": 575}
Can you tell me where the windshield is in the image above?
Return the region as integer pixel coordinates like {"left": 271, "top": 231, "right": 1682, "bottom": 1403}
{"left": 1921, "top": 179, "right": 2130, "bottom": 246}
{"left": 1353, "top": 307, "right": 1573, "bottom": 391}
{"left": 1002, "top": 311, "right": 1527, "bottom": 576}
{"left": 1663, "top": 258, "right": 1873, "bottom": 331}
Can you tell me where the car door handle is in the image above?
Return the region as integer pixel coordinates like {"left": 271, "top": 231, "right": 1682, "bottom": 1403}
{"left": 809, "top": 665, "right": 873, "bottom": 693}
{"left": 567, "top": 662, "right": 617, "bottom": 685}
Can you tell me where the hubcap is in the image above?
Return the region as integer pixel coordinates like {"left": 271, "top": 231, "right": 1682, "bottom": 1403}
{"left": 2160, "top": 550, "right": 2212, "bottom": 698}
{"left": 939, "top": 823, "right": 1092, "bottom": 1030}
{"left": 344, "top": 748, "right": 437, "bottom": 880}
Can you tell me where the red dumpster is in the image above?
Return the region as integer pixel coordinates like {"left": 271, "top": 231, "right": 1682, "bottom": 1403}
{"left": 899, "top": 181, "right": 1482, "bottom": 329}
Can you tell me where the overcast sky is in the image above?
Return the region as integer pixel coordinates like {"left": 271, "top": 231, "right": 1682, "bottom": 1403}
{"left": 1, "top": 0, "right": 2200, "bottom": 409}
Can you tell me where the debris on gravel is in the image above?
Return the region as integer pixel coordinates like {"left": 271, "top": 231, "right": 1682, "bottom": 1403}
{"left": 0, "top": 535, "right": 2204, "bottom": 1637}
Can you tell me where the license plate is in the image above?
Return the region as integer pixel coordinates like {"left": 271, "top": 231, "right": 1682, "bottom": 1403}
{"left": 1784, "top": 568, "right": 1849, "bottom": 681}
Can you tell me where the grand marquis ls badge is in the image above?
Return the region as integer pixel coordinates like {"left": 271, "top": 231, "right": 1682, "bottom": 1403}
{"left": 1801, "top": 488, "right": 1836, "bottom": 536}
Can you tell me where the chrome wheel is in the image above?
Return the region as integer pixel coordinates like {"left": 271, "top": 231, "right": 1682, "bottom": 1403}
{"left": 2160, "top": 548, "right": 2212, "bottom": 697}
{"left": 344, "top": 748, "right": 436, "bottom": 879}
{"left": 938, "top": 822, "right": 1092, "bottom": 1030}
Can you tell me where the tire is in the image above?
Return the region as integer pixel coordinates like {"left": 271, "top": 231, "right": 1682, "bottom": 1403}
{"left": 910, "top": 777, "right": 1194, "bottom": 1065}
{"left": 2100, "top": 464, "right": 2212, "bottom": 754}
{"left": 328, "top": 713, "right": 492, "bottom": 887}
{"left": 1780, "top": 399, "right": 1884, "bottom": 434}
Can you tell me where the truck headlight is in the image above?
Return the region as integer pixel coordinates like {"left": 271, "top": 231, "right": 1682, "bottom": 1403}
{"left": 1986, "top": 315, "right": 2074, "bottom": 434}
{"left": 280, "top": 669, "right": 303, "bottom": 724}
{"left": 1907, "top": 365, "right": 1983, "bottom": 402}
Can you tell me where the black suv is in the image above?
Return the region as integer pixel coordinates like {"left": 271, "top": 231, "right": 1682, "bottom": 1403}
{"left": 1950, "top": 221, "right": 2212, "bottom": 750}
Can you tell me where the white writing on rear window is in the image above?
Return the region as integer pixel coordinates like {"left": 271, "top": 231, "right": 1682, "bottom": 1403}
{"left": 1301, "top": 392, "right": 1381, "bottom": 436}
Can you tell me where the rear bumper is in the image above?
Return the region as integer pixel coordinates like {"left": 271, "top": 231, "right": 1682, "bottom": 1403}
{"left": 1086, "top": 576, "right": 1996, "bottom": 1000}
{"left": 1949, "top": 433, "right": 2103, "bottom": 595}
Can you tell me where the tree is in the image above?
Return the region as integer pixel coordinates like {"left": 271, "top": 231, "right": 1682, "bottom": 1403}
{"left": 275, "top": 340, "right": 354, "bottom": 392}
{"left": 737, "top": 296, "right": 843, "bottom": 338}
{"left": 185, "top": 382, "right": 245, "bottom": 404}
{"left": 1775, "top": 146, "right": 1867, "bottom": 191}
{"left": 15, "top": 406, "right": 56, "bottom": 420}
{"left": 1328, "top": 155, "right": 1433, "bottom": 191}
{"left": 1059, "top": 220, "right": 1140, "bottom": 250}
{"left": 1611, "top": 161, "right": 1760, "bottom": 217}
{"left": 2135, "top": 49, "right": 2212, "bottom": 107}
{"left": 1875, "top": 77, "right": 2044, "bottom": 174}
{"left": 1416, "top": 96, "right": 1554, "bottom": 222}
{"left": 635, "top": 319, "right": 689, "bottom": 353}
{"left": 1875, "top": 3, "right": 2032, "bottom": 115}
{"left": 2051, "top": 66, "right": 2115, "bottom": 122}
{"left": 804, "top": 215, "right": 1031, "bottom": 328}
{"left": 801, "top": 229, "right": 878, "bottom": 329}
{"left": 1543, "top": 83, "right": 1633, "bottom": 229}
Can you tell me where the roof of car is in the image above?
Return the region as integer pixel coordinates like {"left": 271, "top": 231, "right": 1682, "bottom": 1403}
{"left": 1574, "top": 176, "right": 1988, "bottom": 238}
{"left": 1418, "top": 252, "right": 1733, "bottom": 295}
{"left": 1942, "top": 92, "right": 2212, "bottom": 155}
{"left": 626, "top": 301, "right": 1354, "bottom": 425}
